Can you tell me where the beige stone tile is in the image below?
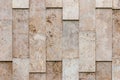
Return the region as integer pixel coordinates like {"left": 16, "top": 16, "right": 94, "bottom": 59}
{"left": 113, "top": 0, "right": 120, "bottom": 9}
{"left": 13, "top": 58, "right": 29, "bottom": 80}
{"left": 96, "top": 9, "right": 112, "bottom": 61}
{"left": 46, "top": 9, "right": 62, "bottom": 61}
{"left": 62, "top": 59, "right": 79, "bottom": 80}
{"left": 79, "top": 73, "right": 95, "bottom": 80}
{"left": 80, "top": 0, "right": 95, "bottom": 31}
{"left": 46, "top": 0, "right": 62, "bottom": 8}
{"left": 0, "top": 20, "right": 12, "bottom": 61}
{"left": 96, "top": 0, "right": 112, "bottom": 8}
{"left": 96, "top": 62, "right": 112, "bottom": 80}
{"left": 63, "top": 0, "right": 79, "bottom": 20}
{"left": 63, "top": 21, "right": 79, "bottom": 59}
{"left": 79, "top": 31, "right": 95, "bottom": 72}
{"left": 30, "top": 73, "right": 46, "bottom": 80}
{"left": 0, "top": 62, "right": 12, "bottom": 80}
{"left": 12, "top": 0, "right": 29, "bottom": 8}
{"left": 47, "top": 73, "right": 62, "bottom": 80}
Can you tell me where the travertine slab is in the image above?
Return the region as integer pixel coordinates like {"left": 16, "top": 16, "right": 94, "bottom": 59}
{"left": 46, "top": 9, "right": 62, "bottom": 61}
{"left": 29, "top": 0, "right": 46, "bottom": 72}
{"left": 47, "top": 73, "right": 62, "bottom": 80}
{"left": 96, "top": 0, "right": 112, "bottom": 8}
{"left": 46, "top": 0, "right": 62, "bottom": 8}
{"left": 13, "top": 58, "right": 29, "bottom": 80}
{"left": 0, "top": 62, "right": 12, "bottom": 80}
{"left": 63, "top": 0, "right": 79, "bottom": 20}
{"left": 30, "top": 73, "right": 46, "bottom": 80}
{"left": 80, "top": 0, "right": 95, "bottom": 31}
{"left": 62, "top": 59, "right": 79, "bottom": 80}
{"left": 79, "top": 73, "right": 95, "bottom": 80}
{"left": 79, "top": 31, "right": 95, "bottom": 72}
{"left": 63, "top": 21, "right": 79, "bottom": 59}
{"left": 96, "top": 9, "right": 112, "bottom": 61}
{"left": 96, "top": 62, "right": 112, "bottom": 80}
{"left": 12, "top": 0, "right": 29, "bottom": 8}
{"left": 113, "top": 0, "right": 120, "bottom": 9}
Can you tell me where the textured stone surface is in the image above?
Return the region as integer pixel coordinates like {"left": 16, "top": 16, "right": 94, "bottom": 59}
{"left": 46, "top": 9, "right": 62, "bottom": 61}
{"left": 12, "top": 0, "right": 29, "bottom": 8}
{"left": 30, "top": 73, "right": 46, "bottom": 80}
{"left": 13, "top": 58, "right": 29, "bottom": 80}
{"left": 96, "top": 62, "right": 112, "bottom": 80}
{"left": 63, "top": 21, "right": 79, "bottom": 59}
{"left": 79, "top": 73, "right": 95, "bottom": 80}
{"left": 63, "top": 0, "right": 79, "bottom": 20}
{"left": 0, "top": 62, "right": 12, "bottom": 80}
{"left": 96, "top": 9, "right": 112, "bottom": 61}
{"left": 80, "top": 0, "right": 95, "bottom": 31}
{"left": 47, "top": 73, "right": 62, "bottom": 80}
{"left": 62, "top": 59, "right": 79, "bottom": 80}
{"left": 96, "top": 0, "right": 112, "bottom": 8}
{"left": 113, "top": 0, "right": 120, "bottom": 9}
{"left": 79, "top": 31, "right": 95, "bottom": 72}
{"left": 46, "top": 0, "right": 62, "bottom": 8}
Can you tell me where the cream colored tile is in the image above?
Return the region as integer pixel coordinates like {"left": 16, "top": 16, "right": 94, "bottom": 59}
{"left": 96, "top": 0, "right": 112, "bottom": 8}
{"left": 30, "top": 73, "right": 46, "bottom": 80}
{"left": 46, "top": 0, "right": 62, "bottom": 8}
{"left": 113, "top": 0, "right": 120, "bottom": 9}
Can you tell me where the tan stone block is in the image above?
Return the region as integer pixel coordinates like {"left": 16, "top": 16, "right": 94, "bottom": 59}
{"left": 113, "top": 0, "right": 120, "bottom": 9}
{"left": 79, "top": 73, "right": 95, "bottom": 80}
{"left": 96, "top": 9, "right": 112, "bottom": 61}
{"left": 46, "top": 0, "right": 62, "bottom": 8}
{"left": 63, "top": 0, "right": 79, "bottom": 20}
{"left": 46, "top": 9, "right": 62, "bottom": 61}
{"left": 79, "top": 31, "right": 95, "bottom": 72}
{"left": 63, "top": 21, "right": 79, "bottom": 59}
{"left": 96, "top": 62, "right": 112, "bottom": 80}
{"left": 0, "top": 62, "right": 12, "bottom": 80}
{"left": 30, "top": 73, "right": 46, "bottom": 80}
{"left": 80, "top": 0, "right": 95, "bottom": 31}
{"left": 12, "top": 0, "right": 29, "bottom": 8}
{"left": 96, "top": 0, "right": 112, "bottom": 8}
{"left": 47, "top": 73, "right": 62, "bottom": 80}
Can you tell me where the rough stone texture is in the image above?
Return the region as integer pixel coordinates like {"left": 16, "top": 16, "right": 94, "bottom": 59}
{"left": 62, "top": 59, "right": 79, "bottom": 80}
{"left": 46, "top": 9, "right": 62, "bottom": 61}
{"left": 96, "top": 9, "right": 112, "bottom": 61}
{"left": 0, "top": 62, "right": 12, "bottom": 80}
{"left": 113, "top": 0, "right": 120, "bottom": 9}
{"left": 13, "top": 58, "right": 29, "bottom": 80}
{"left": 63, "top": 21, "right": 79, "bottom": 59}
{"left": 80, "top": 0, "right": 95, "bottom": 31}
{"left": 47, "top": 73, "right": 62, "bottom": 80}
{"left": 79, "top": 73, "right": 95, "bottom": 80}
{"left": 63, "top": 0, "right": 79, "bottom": 20}
{"left": 96, "top": 62, "right": 112, "bottom": 80}
{"left": 96, "top": 0, "right": 112, "bottom": 8}
{"left": 30, "top": 74, "right": 46, "bottom": 80}
{"left": 12, "top": 0, "right": 29, "bottom": 8}
{"left": 46, "top": 0, "right": 62, "bottom": 8}
{"left": 79, "top": 31, "right": 95, "bottom": 72}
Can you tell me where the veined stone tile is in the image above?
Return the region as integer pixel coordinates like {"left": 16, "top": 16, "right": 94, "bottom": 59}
{"left": 79, "top": 31, "right": 95, "bottom": 72}
{"left": 96, "top": 0, "right": 112, "bottom": 8}
{"left": 80, "top": 0, "right": 95, "bottom": 31}
{"left": 47, "top": 73, "right": 62, "bottom": 80}
{"left": 96, "top": 9, "right": 112, "bottom": 61}
{"left": 46, "top": 0, "right": 62, "bottom": 8}
{"left": 12, "top": 0, "right": 29, "bottom": 8}
{"left": 30, "top": 73, "right": 46, "bottom": 80}
{"left": 0, "top": 62, "right": 12, "bottom": 80}
{"left": 62, "top": 59, "right": 79, "bottom": 80}
{"left": 79, "top": 73, "right": 95, "bottom": 80}
{"left": 0, "top": 0, "right": 12, "bottom": 20}
{"left": 113, "top": 0, "right": 120, "bottom": 9}
{"left": 63, "top": 21, "right": 79, "bottom": 59}
{"left": 96, "top": 62, "right": 112, "bottom": 80}
{"left": 46, "top": 9, "right": 62, "bottom": 61}
{"left": 13, "top": 58, "right": 29, "bottom": 80}
{"left": 63, "top": 0, "right": 79, "bottom": 20}
{"left": 0, "top": 20, "right": 12, "bottom": 61}
{"left": 29, "top": 0, "right": 46, "bottom": 72}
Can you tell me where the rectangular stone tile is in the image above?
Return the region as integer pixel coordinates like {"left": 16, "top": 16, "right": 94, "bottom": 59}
{"left": 30, "top": 73, "right": 46, "bottom": 80}
{"left": 96, "top": 0, "right": 112, "bottom": 8}
{"left": 47, "top": 73, "right": 62, "bottom": 80}
{"left": 96, "top": 62, "right": 112, "bottom": 80}
{"left": 46, "top": 9, "right": 62, "bottom": 61}
{"left": 63, "top": 0, "right": 79, "bottom": 20}
{"left": 29, "top": 0, "right": 46, "bottom": 72}
{"left": 0, "top": 20, "right": 12, "bottom": 61}
{"left": 80, "top": 0, "right": 95, "bottom": 31}
{"left": 79, "top": 73, "right": 95, "bottom": 80}
{"left": 79, "top": 31, "right": 95, "bottom": 72}
{"left": 46, "top": 0, "right": 62, "bottom": 8}
{"left": 13, "top": 58, "right": 29, "bottom": 80}
{"left": 62, "top": 59, "right": 79, "bottom": 80}
{"left": 113, "top": 0, "right": 120, "bottom": 9}
{"left": 0, "top": 62, "right": 12, "bottom": 80}
{"left": 63, "top": 21, "right": 79, "bottom": 59}
{"left": 12, "top": 0, "right": 29, "bottom": 8}
{"left": 96, "top": 9, "right": 112, "bottom": 61}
